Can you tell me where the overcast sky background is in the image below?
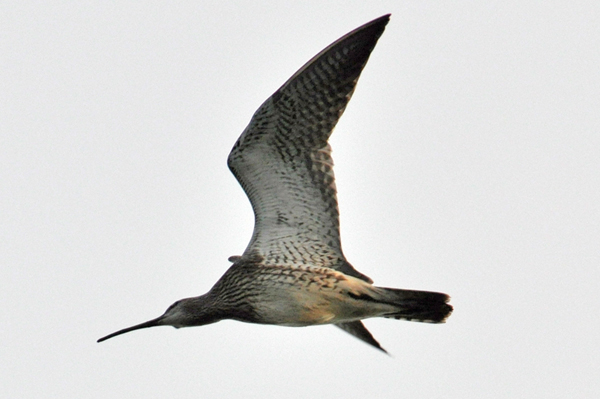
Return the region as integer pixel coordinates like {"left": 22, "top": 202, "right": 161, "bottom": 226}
{"left": 2, "top": 1, "right": 599, "bottom": 398}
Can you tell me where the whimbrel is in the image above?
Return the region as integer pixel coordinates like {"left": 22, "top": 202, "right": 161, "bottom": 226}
{"left": 98, "top": 14, "right": 452, "bottom": 353}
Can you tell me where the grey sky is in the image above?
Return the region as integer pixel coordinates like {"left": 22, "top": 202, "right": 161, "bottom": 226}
{"left": 1, "top": 1, "right": 598, "bottom": 398}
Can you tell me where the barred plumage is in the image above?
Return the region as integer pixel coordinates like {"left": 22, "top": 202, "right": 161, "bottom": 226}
{"left": 98, "top": 14, "right": 452, "bottom": 353}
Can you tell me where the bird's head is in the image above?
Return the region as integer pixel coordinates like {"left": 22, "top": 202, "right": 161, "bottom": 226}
{"left": 97, "top": 295, "right": 218, "bottom": 343}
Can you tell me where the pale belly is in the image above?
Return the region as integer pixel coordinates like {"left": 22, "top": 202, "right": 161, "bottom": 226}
{"left": 248, "top": 266, "right": 397, "bottom": 326}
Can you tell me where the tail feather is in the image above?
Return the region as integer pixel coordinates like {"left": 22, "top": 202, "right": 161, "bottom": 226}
{"left": 378, "top": 288, "right": 453, "bottom": 323}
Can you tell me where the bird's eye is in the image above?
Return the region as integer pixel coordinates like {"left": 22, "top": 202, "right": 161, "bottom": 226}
{"left": 166, "top": 301, "right": 180, "bottom": 312}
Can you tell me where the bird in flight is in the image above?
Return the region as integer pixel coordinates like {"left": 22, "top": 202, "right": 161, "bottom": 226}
{"left": 98, "top": 14, "right": 452, "bottom": 353}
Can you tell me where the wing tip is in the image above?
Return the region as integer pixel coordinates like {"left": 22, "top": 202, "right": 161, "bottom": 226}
{"left": 335, "top": 321, "right": 388, "bottom": 354}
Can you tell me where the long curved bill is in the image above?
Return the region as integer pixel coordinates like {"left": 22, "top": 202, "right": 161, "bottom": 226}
{"left": 97, "top": 315, "right": 164, "bottom": 342}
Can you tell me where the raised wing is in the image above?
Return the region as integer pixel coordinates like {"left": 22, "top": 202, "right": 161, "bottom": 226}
{"left": 228, "top": 15, "right": 389, "bottom": 282}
